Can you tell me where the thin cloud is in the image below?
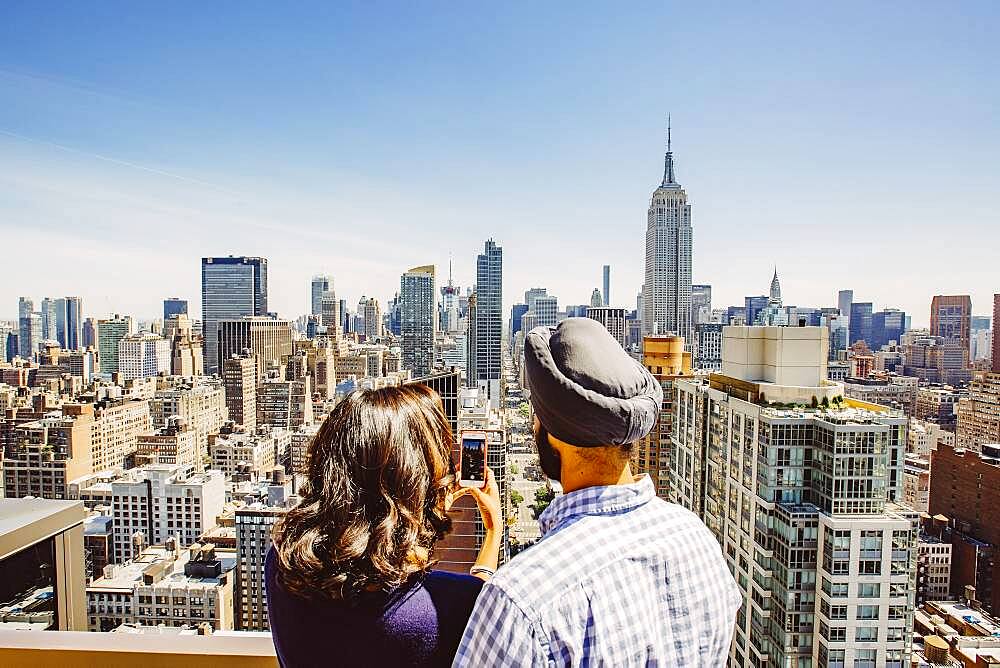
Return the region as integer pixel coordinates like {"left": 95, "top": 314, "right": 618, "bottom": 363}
{"left": 0, "top": 127, "right": 243, "bottom": 196}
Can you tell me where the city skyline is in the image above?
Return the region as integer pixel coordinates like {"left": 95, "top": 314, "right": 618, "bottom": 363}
{"left": 1, "top": 4, "right": 998, "bottom": 324}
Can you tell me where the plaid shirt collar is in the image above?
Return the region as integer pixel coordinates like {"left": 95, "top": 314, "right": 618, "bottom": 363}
{"left": 538, "top": 474, "right": 656, "bottom": 536}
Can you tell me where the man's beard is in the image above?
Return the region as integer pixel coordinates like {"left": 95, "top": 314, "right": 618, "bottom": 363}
{"left": 534, "top": 423, "right": 562, "bottom": 483}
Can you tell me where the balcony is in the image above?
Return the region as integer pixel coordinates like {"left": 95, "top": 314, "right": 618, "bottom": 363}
{"left": 0, "top": 630, "right": 278, "bottom": 667}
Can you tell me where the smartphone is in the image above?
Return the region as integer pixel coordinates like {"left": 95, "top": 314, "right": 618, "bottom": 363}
{"left": 459, "top": 430, "right": 488, "bottom": 488}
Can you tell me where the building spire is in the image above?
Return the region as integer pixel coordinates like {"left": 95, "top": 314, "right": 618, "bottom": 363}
{"left": 661, "top": 114, "right": 676, "bottom": 186}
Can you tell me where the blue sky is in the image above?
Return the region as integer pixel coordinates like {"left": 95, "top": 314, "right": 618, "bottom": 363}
{"left": 1, "top": 1, "right": 998, "bottom": 326}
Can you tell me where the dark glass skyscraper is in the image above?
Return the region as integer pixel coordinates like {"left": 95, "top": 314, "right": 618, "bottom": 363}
{"left": 54, "top": 297, "right": 82, "bottom": 350}
{"left": 471, "top": 240, "right": 502, "bottom": 404}
{"left": 871, "top": 309, "right": 906, "bottom": 350}
{"left": 849, "top": 302, "right": 874, "bottom": 348}
{"left": 201, "top": 256, "right": 268, "bottom": 374}
{"left": 163, "top": 298, "right": 188, "bottom": 320}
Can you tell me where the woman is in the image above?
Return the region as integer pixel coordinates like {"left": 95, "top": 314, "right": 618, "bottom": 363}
{"left": 266, "top": 385, "right": 502, "bottom": 668}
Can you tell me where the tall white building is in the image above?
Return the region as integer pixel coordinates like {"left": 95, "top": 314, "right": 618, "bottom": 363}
{"left": 672, "top": 326, "right": 917, "bottom": 668}
{"left": 400, "top": 265, "right": 436, "bottom": 377}
{"left": 118, "top": 333, "right": 171, "bottom": 381}
{"left": 643, "top": 119, "right": 692, "bottom": 344}
{"left": 110, "top": 465, "right": 225, "bottom": 563}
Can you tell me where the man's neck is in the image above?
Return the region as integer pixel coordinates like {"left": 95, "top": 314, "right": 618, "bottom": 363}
{"left": 559, "top": 461, "right": 635, "bottom": 495}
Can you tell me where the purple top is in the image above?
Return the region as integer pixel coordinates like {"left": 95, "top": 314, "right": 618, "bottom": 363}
{"left": 265, "top": 548, "right": 483, "bottom": 668}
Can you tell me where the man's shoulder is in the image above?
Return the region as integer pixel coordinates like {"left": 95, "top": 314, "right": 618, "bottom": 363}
{"left": 488, "top": 497, "right": 719, "bottom": 609}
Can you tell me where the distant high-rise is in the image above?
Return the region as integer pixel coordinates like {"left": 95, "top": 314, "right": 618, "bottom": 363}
{"left": 319, "top": 291, "right": 340, "bottom": 331}
{"left": 993, "top": 294, "right": 1000, "bottom": 373}
{"left": 744, "top": 295, "right": 768, "bottom": 327}
{"left": 222, "top": 352, "right": 257, "bottom": 433}
{"left": 471, "top": 240, "right": 503, "bottom": 403}
{"left": 118, "top": 333, "right": 171, "bottom": 380}
{"left": 590, "top": 288, "right": 603, "bottom": 308}
{"left": 400, "top": 265, "right": 436, "bottom": 377}
{"left": 56, "top": 297, "right": 83, "bottom": 350}
{"left": 643, "top": 117, "right": 693, "bottom": 345}
{"left": 466, "top": 292, "right": 478, "bottom": 384}
{"left": 97, "top": 315, "right": 133, "bottom": 375}
{"left": 310, "top": 275, "right": 332, "bottom": 316}
{"left": 602, "top": 265, "right": 610, "bottom": 306}
{"left": 440, "top": 261, "right": 462, "bottom": 334}
{"left": 691, "top": 284, "right": 712, "bottom": 328}
{"left": 533, "top": 295, "right": 558, "bottom": 328}
{"left": 510, "top": 303, "right": 528, "bottom": 342}
{"left": 931, "top": 295, "right": 972, "bottom": 367}
{"left": 201, "top": 256, "right": 268, "bottom": 375}
{"left": 17, "top": 297, "right": 40, "bottom": 359}
{"left": 586, "top": 307, "right": 627, "bottom": 347}
{"left": 837, "top": 289, "right": 853, "bottom": 319}
{"left": 849, "top": 302, "right": 874, "bottom": 348}
{"left": 216, "top": 317, "right": 293, "bottom": 381}
{"left": 524, "top": 288, "right": 547, "bottom": 312}
{"left": 871, "top": 308, "right": 907, "bottom": 350}
{"left": 768, "top": 269, "right": 782, "bottom": 306}
{"left": 163, "top": 298, "right": 188, "bottom": 321}
{"left": 362, "top": 297, "right": 383, "bottom": 340}
{"left": 82, "top": 317, "right": 98, "bottom": 349}
{"left": 40, "top": 297, "right": 57, "bottom": 342}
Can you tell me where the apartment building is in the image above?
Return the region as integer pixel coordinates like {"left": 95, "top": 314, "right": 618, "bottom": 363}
{"left": 110, "top": 465, "right": 225, "bottom": 564}
{"left": 671, "top": 326, "right": 917, "bottom": 668}
{"left": 87, "top": 542, "right": 235, "bottom": 632}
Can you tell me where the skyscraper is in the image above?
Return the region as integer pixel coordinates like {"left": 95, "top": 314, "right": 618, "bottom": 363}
{"left": 931, "top": 295, "right": 972, "bottom": 367}
{"left": 216, "top": 317, "right": 293, "bottom": 381}
{"left": 17, "top": 298, "right": 40, "bottom": 360}
{"left": 97, "top": 315, "right": 133, "bottom": 374}
{"left": 524, "top": 288, "right": 547, "bottom": 311}
{"left": 400, "top": 265, "right": 436, "bottom": 377}
{"left": 471, "top": 240, "right": 503, "bottom": 404}
{"left": 768, "top": 268, "right": 782, "bottom": 306}
{"left": 643, "top": 118, "right": 692, "bottom": 345}
{"left": 691, "top": 284, "right": 712, "bottom": 328}
{"left": 55, "top": 297, "right": 83, "bottom": 350}
{"left": 849, "top": 302, "right": 874, "bottom": 348}
{"left": 82, "top": 317, "right": 98, "bottom": 349}
{"left": 590, "top": 288, "right": 603, "bottom": 308}
{"left": 533, "top": 295, "right": 558, "bottom": 327}
{"left": 602, "top": 265, "right": 610, "bottom": 306}
{"left": 310, "top": 275, "right": 332, "bottom": 316}
{"left": 871, "top": 308, "right": 907, "bottom": 350}
{"left": 838, "top": 289, "right": 853, "bottom": 320}
{"left": 201, "top": 256, "right": 268, "bottom": 375}
{"left": 163, "top": 298, "right": 188, "bottom": 320}
{"left": 40, "top": 297, "right": 57, "bottom": 342}
{"left": 672, "top": 326, "right": 916, "bottom": 667}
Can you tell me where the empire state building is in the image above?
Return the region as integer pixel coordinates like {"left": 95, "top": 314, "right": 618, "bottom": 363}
{"left": 643, "top": 119, "right": 693, "bottom": 344}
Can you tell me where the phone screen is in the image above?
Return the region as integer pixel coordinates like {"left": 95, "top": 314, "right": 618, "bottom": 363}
{"left": 460, "top": 436, "right": 486, "bottom": 483}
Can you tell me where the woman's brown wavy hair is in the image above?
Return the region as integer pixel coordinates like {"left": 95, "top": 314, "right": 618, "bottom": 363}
{"left": 271, "top": 384, "right": 455, "bottom": 601}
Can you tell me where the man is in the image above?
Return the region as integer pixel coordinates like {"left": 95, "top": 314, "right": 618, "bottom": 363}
{"left": 454, "top": 318, "right": 741, "bottom": 667}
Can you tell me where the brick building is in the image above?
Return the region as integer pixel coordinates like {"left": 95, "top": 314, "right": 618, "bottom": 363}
{"left": 928, "top": 442, "right": 1000, "bottom": 614}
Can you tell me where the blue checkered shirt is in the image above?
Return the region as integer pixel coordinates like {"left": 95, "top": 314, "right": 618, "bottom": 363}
{"left": 453, "top": 475, "right": 741, "bottom": 667}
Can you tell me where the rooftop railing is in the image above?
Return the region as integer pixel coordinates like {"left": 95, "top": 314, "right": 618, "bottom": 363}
{"left": 0, "top": 629, "right": 278, "bottom": 668}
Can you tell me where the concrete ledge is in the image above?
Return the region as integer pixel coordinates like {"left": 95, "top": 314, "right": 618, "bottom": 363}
{"left": 0, "top": 630, "right": 278, "bottom": 668}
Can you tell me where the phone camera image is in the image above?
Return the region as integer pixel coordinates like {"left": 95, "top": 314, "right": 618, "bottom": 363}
{"left": 461, "top": 438, "right": 485, "bottom": 483}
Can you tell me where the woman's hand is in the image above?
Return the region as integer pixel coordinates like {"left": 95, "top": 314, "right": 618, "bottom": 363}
{"left": 452, "top": 467, "right": 502, "bottom": 532}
